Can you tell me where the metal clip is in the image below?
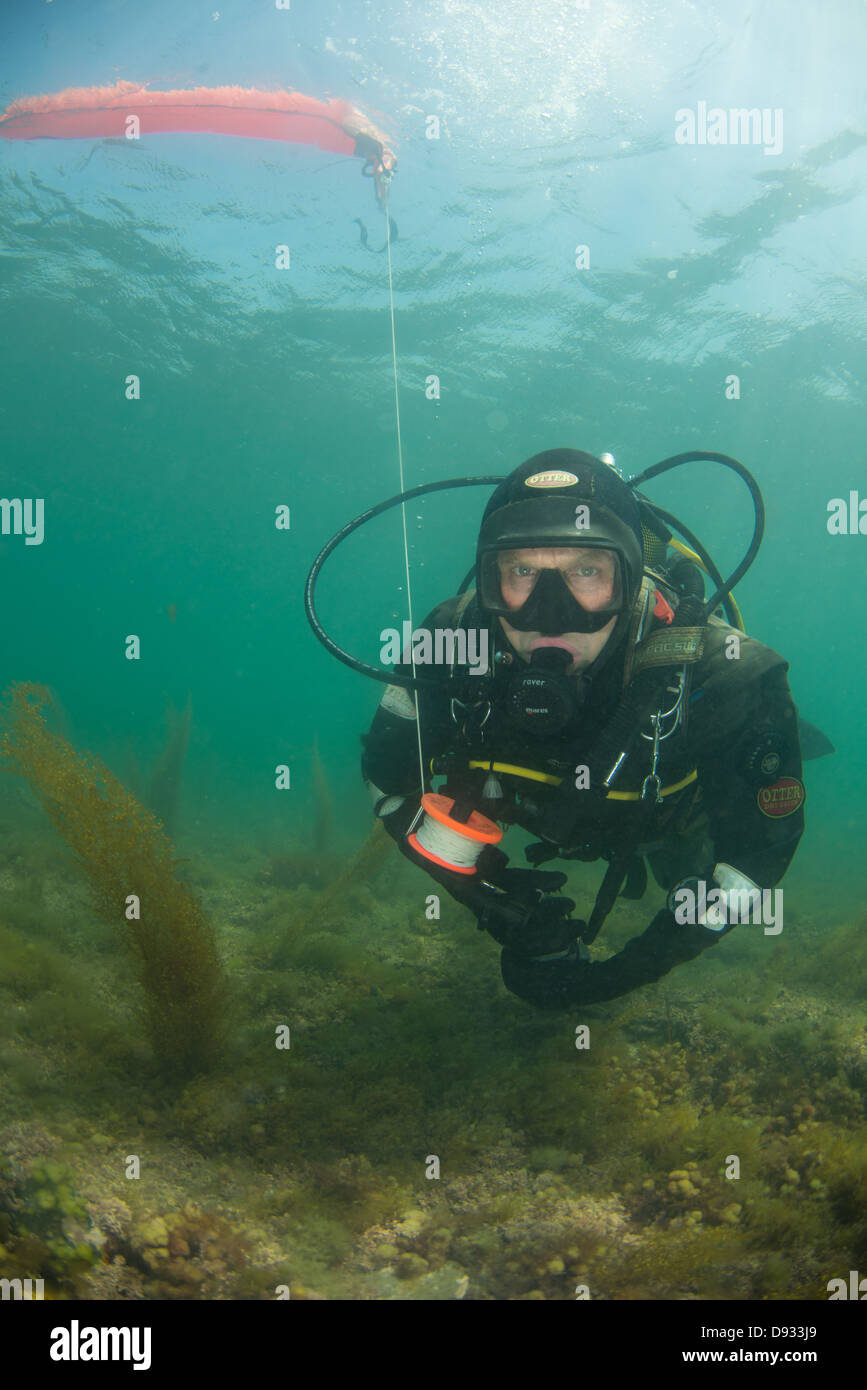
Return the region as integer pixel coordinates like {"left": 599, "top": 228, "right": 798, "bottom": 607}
{"left": 449, "top": 696, "right": 491, "bottom": 735}
{"left": 641, "top": 773, "right": 663, "bottom": 805}
{"left": 640, "top": 670, "right": 686, "bottom": 805}
{"left": 640, "top": 714, "right": 664, "bottom": 804}
{"left": 639, "top": 670, "right": 686, "bottom": 745}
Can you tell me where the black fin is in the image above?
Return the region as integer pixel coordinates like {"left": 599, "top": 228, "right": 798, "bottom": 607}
{"left": 798, "top": 717, "right": 835, "bottom": 761}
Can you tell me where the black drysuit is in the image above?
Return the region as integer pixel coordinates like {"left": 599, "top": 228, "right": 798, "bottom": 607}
{"left": 361, "top": 591, "right": 805, "bottom": 1009}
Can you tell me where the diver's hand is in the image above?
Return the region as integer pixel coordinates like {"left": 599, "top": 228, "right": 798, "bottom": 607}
{"left": 487, "top": 866, "right": 570, "bottom": 897}
{"left": 374, "top": 796, "right": 574, "bottom": 948}
{"left": 375, "top": 793, "right": 511, "bottom": 909}
{"left": 501, "top": 907, "right": 725, "bottom": 1009}
{"left": 476, "top": 870, "right": 578, "bottom": 957}
{"left": 524, "top": 841, "right": 561, "bottom": 867}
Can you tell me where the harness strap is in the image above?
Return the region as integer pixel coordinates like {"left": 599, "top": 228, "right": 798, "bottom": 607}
{"left": 581, "top": 851, "right": 635, "bottom": 944}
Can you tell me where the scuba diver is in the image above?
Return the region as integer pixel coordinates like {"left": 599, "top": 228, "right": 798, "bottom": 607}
{"left": 346, "top": 448, "right": 814, "bottom": 1009}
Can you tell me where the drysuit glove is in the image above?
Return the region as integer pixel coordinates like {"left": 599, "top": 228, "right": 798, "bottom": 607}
{"left": 413, "top": 851, "right": 579, "bottom": 957}
{"left": 374, "top": 794, "right": 576, "bottom": 952}
{"left": 477, "top": 895, "right": 578, "bottom": 961}
{"left": 501, "top": 907, "right": 725, "bottom": 1010}
{"left": 572, "top": 906, "right": 723, "bottom": 995}
{"left": 374, "top": 791, "right": 511, "bottom": 912}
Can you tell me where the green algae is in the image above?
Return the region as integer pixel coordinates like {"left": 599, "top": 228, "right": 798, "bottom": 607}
{"left": 0, "top": 683, "right": 228, "bottom": 1077}
{"left": 0, "top": 922, "right": 76, "bottom": 1001}
{"left": 0, "top": 1156, "right": 99, "bottom": 1292}
{"left": 1, "top": 799, "right": 866, "bottom": 1298}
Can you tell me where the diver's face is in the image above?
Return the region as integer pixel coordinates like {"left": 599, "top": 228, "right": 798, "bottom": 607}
{"left": 497, "top": 547, "right": 617, "bottom": 673}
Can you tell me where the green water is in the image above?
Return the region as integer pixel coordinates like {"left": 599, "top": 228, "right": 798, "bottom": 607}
{"left": 1, "top": 0, "right": 865, "bottom": 1303}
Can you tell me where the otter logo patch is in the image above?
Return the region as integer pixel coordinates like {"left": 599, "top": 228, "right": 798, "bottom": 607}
{"left": 524, "top": 470, "right": 578, "bottom": 488}
{"left": 757, "top": 776, "right": 805, "bottom": 818}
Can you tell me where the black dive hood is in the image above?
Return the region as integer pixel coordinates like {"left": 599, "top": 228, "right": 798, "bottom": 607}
{"left": 304, "top": 449, "right": 766, "bottom": 691}
{"left": 475, "top": 450, "right": 644, "bottom": 635}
